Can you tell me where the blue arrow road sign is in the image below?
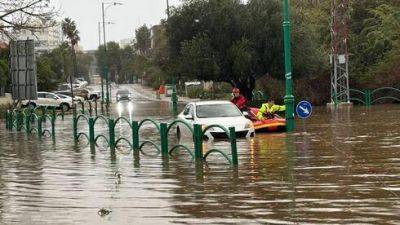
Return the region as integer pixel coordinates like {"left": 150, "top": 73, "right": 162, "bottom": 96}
{"left": 296, "top": 101, "right": 312, "bottom": 119}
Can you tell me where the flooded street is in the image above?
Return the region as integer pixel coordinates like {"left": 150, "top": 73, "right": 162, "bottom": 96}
{"left": 0, "top": 95, "right": 399, "bottom": 224}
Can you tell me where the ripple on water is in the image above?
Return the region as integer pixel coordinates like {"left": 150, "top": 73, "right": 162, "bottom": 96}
{"left": 0, "top": 104, "right": 399, "bottom": 224}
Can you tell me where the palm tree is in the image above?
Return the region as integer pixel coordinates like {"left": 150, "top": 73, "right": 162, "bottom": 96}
{"left": 61, "top": 18, "right": 80, "bottom": 97}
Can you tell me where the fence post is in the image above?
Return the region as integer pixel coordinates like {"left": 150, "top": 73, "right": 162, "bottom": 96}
{"left": 80, "top": 101, "right": 85, "bottom": 115}
{"left": 60, "top": 104, "right": 65, "bottom": 120}
{"left": 109, "top": 118, "right": 116, "bottom": 154}
{"left": 160, "top": 123, "right": 169, "bottom": 157}
{"left": 73, "top": 106, "right": 78, "bottom": 142}
{"left": 193, "top": 124, "right": 203, "bottom": 162}
{"left": 94, "top": 99, "right": 98, "bottom": 116}
{"left": 229, "top": 127, "right": 238, "bottom": 166}
{"left": 16, "top": 110, "right": 22, "bottom": 131}
{"left": 131, "top": 121, "right": 139, "bottom": 151}
{"left": 365, "top": 89, "right": 372, "bottom": 107}
{"left": 8, "top": 111, "right": 13, "bottom": 131}
{"left": 89, "top": 117, "right": 95, "bottom": 149}
{"left": 37, "top": 116, "right": 43, "bottom": 138}
{"left": 5, "top": 110, "right": 9, "bottom": 130}
{"left": 88, "top": 101, "right": 93, "bottom": 117}
{"left": 25, "top": 112, "right": 30, "bottom": 134}
{"left": 51, "top": 107, "right": 56, "bottom": 138}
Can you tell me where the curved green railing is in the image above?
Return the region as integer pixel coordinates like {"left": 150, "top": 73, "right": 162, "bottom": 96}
{"left": 6, "top": 107, "right": 57, "bottom": 139}
{"left": 167, "top": 119, "right": 195, "bottom": 158}
{"left": 138, "top": 118, "right": 160, "bottom": 131}
{"left": 75, "top": 99, "right": 102, "bottom": 117}
{"left": 201, "top": 125, "right": 238, "bottom": 165}
{"left": 350, "top": 87, "right": 400, "bottom": 106}
{"left": 5, "top": 108, "right": 240, "bottom": 167}
{"left": 113, "top": 117, "right": 133, "bottom": 150}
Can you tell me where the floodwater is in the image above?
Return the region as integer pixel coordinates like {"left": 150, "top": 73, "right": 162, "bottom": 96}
{"left": 0, "top": 94, "right": 399, "bottom": 224}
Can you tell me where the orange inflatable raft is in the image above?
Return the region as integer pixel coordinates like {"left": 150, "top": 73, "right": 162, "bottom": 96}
{"left": 248, "top": 107, "right": 286, "bottom": 132}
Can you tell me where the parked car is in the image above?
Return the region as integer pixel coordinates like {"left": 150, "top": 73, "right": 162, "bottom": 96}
{"left": 22, "top": 92, "right": 72, "bottom": 111}
{"left": 85, "top": 87, "right": 101, "bottom": 100}
{"left": 55, "top": 93, "right": 84, "bottom": 103}
{"left": 74, "top": 78, "right": 88, "bottom": 88}
{"left": 54, "top": 90, "right": 87, "bottom": 102}
{"left": 116, "top": 89, "right": 131, "bottom": 102}
{"left": 177, "top": 101, "right": 255, "bottom": 139}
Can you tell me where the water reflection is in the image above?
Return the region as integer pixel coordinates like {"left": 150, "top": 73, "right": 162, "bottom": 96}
{"left": 116, "top": 101, "right": 134, "bottom": 120}
{"left": 0, "top": 103, "right": 399, "bottom": 224}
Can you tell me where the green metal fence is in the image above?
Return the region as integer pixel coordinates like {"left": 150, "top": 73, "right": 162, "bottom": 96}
{"left": 73, "top": 110, "right": 239, "bottom": 165}
{"left": 350, "top": 87, "right": 400, "bottom": 106}
{"left": 5, "top": 103, "right": 239, "bottom": 166}
{"left": 5, "top": 106, "right": 59, "bottom": 139}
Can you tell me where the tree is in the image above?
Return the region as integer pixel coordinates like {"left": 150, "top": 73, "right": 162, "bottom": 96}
{"left": 95, "top": 41, "right": 121, "bottom": 82}
{"left": 36, "top": 56, "right": 57, "bottom": 91}
{"left": 348, "top": 1, "right": 400, "bottom": 88}
{"left": 134, "top": 25, "right": 151, "bottom": 55}
{"left": 0, "top": 0, "right": 57, "bottom": 39}
{"left": 61, "top": 18, "right": 80, "bottom": 79}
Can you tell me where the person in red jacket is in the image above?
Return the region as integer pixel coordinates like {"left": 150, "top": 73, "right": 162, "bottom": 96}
{"left": 230, "top": 88, "right": 247, "bottom": 111}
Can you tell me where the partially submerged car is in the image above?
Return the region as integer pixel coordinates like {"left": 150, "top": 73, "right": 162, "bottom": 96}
{"left": 177, "top": 101, "right": 255, "bottom": 139}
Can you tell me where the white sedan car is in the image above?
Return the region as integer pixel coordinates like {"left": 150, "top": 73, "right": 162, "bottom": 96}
{"left": 177, "top": 101, "right": 255, "bottom": 139}
{"left": 22, "top": 92, "right": 72, "bottom": 111}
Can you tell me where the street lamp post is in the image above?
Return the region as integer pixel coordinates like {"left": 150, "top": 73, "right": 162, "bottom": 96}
{"left": 101, "top": 2, "right": 122, "bottom": 107}
{"left": 98, "top": 22, "right": 104, "bottom": 104}
{"left": 282, "top": 0, "right": 295, "bottom": 132}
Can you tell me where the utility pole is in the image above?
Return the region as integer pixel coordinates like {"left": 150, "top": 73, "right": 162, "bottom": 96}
{"left": 101, "top": 2, "right": 109, "bottom": 106}
{"left": 101, "top": 2, "right": 122, "bottom": 107}
{"left": 282, "top": 0, "right": 295, "bottom": 132}
{"left": 166, "top": 0, "right": 170, "bottom": 18}
{"left": 330, "top": 0, "right": 350, "bottom": 105}
{"left": 166, "top": 0, "right": 177, "bottom": 114}
{"left": 98, "top": 22, "right": 104, "bottom": 104}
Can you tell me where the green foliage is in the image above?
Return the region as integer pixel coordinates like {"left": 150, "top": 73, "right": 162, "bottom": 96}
{"left": 350, "top": 3, "right": 400, "bottom": 87}
{"left": 96, "top": 41, "right": 123, "bottom": 82}
{"left": 62, "top": 17, "right": 80, "bottom": 77}
{"left": 180, "top": 35, "right": 220, "bottom": 81}
{"left": 186, "top": 87, "right": 203, "bottom": 98}
{"left": 165, "top": 0, "right": 327, "bottom": 100}
{"left": 37, "top": 56, "right": 58, "bottom": 91}
{"left": 134, "top": 25, "right": 151, "bottom": 55}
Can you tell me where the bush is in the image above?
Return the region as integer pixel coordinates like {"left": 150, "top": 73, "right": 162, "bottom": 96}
{"left": 187, "top": 87, "right": 203, "bottom": 98}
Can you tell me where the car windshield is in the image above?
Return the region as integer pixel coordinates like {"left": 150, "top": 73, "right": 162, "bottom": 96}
{"left": 117, "top": 90, "right": 130, "bottom": 95}
{"left": 57, "top": 94, "right": 68, "bottom": 99}
{"left": 196, "top": 103, "right": 242, "bottom": 118}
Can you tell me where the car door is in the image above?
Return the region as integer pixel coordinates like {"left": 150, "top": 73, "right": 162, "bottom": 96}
{"left": 36, "top": 92, "right": 46, "bottom": 106}
{"left": 45, "top": 93, "right": 60, "bottom": 107}
{"left": 179, "top": 104, "right": 195, "bottom": 135}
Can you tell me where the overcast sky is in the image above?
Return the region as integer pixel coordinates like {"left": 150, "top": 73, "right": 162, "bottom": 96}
{"left": 53, "top": 0, "right": 182, "bottom": 50}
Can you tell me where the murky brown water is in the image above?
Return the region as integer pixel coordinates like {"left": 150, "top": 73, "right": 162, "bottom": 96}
{"left": 0, "top": 98, "right": 399, "bottom": 224}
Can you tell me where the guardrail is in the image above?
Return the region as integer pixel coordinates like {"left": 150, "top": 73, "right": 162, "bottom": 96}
{"left": 4, "top": 103, "right": 240, "bottom": 166}
{"left": 76, "top": 99, "right": 102, "bottom": 116}
{"left": 5, "top": 106, "right": 60, "bottom": 139}
{"left": 350, "top": 87, "right": 400, "bottom": 106}
{"left": 73, "top": 108, "right": 238, "bottom": 165}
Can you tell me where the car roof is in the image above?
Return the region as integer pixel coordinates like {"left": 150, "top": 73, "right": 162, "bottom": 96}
{"left": 117, "top": 89, "right": 130, "bottom": 93}
{"left": 191, "top": 100, "right": 232, "bottom": 106}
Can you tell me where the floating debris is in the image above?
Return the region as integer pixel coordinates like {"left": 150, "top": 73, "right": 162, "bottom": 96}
{"left": 98, "top": 208, "right": 112, "bottom": 216}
